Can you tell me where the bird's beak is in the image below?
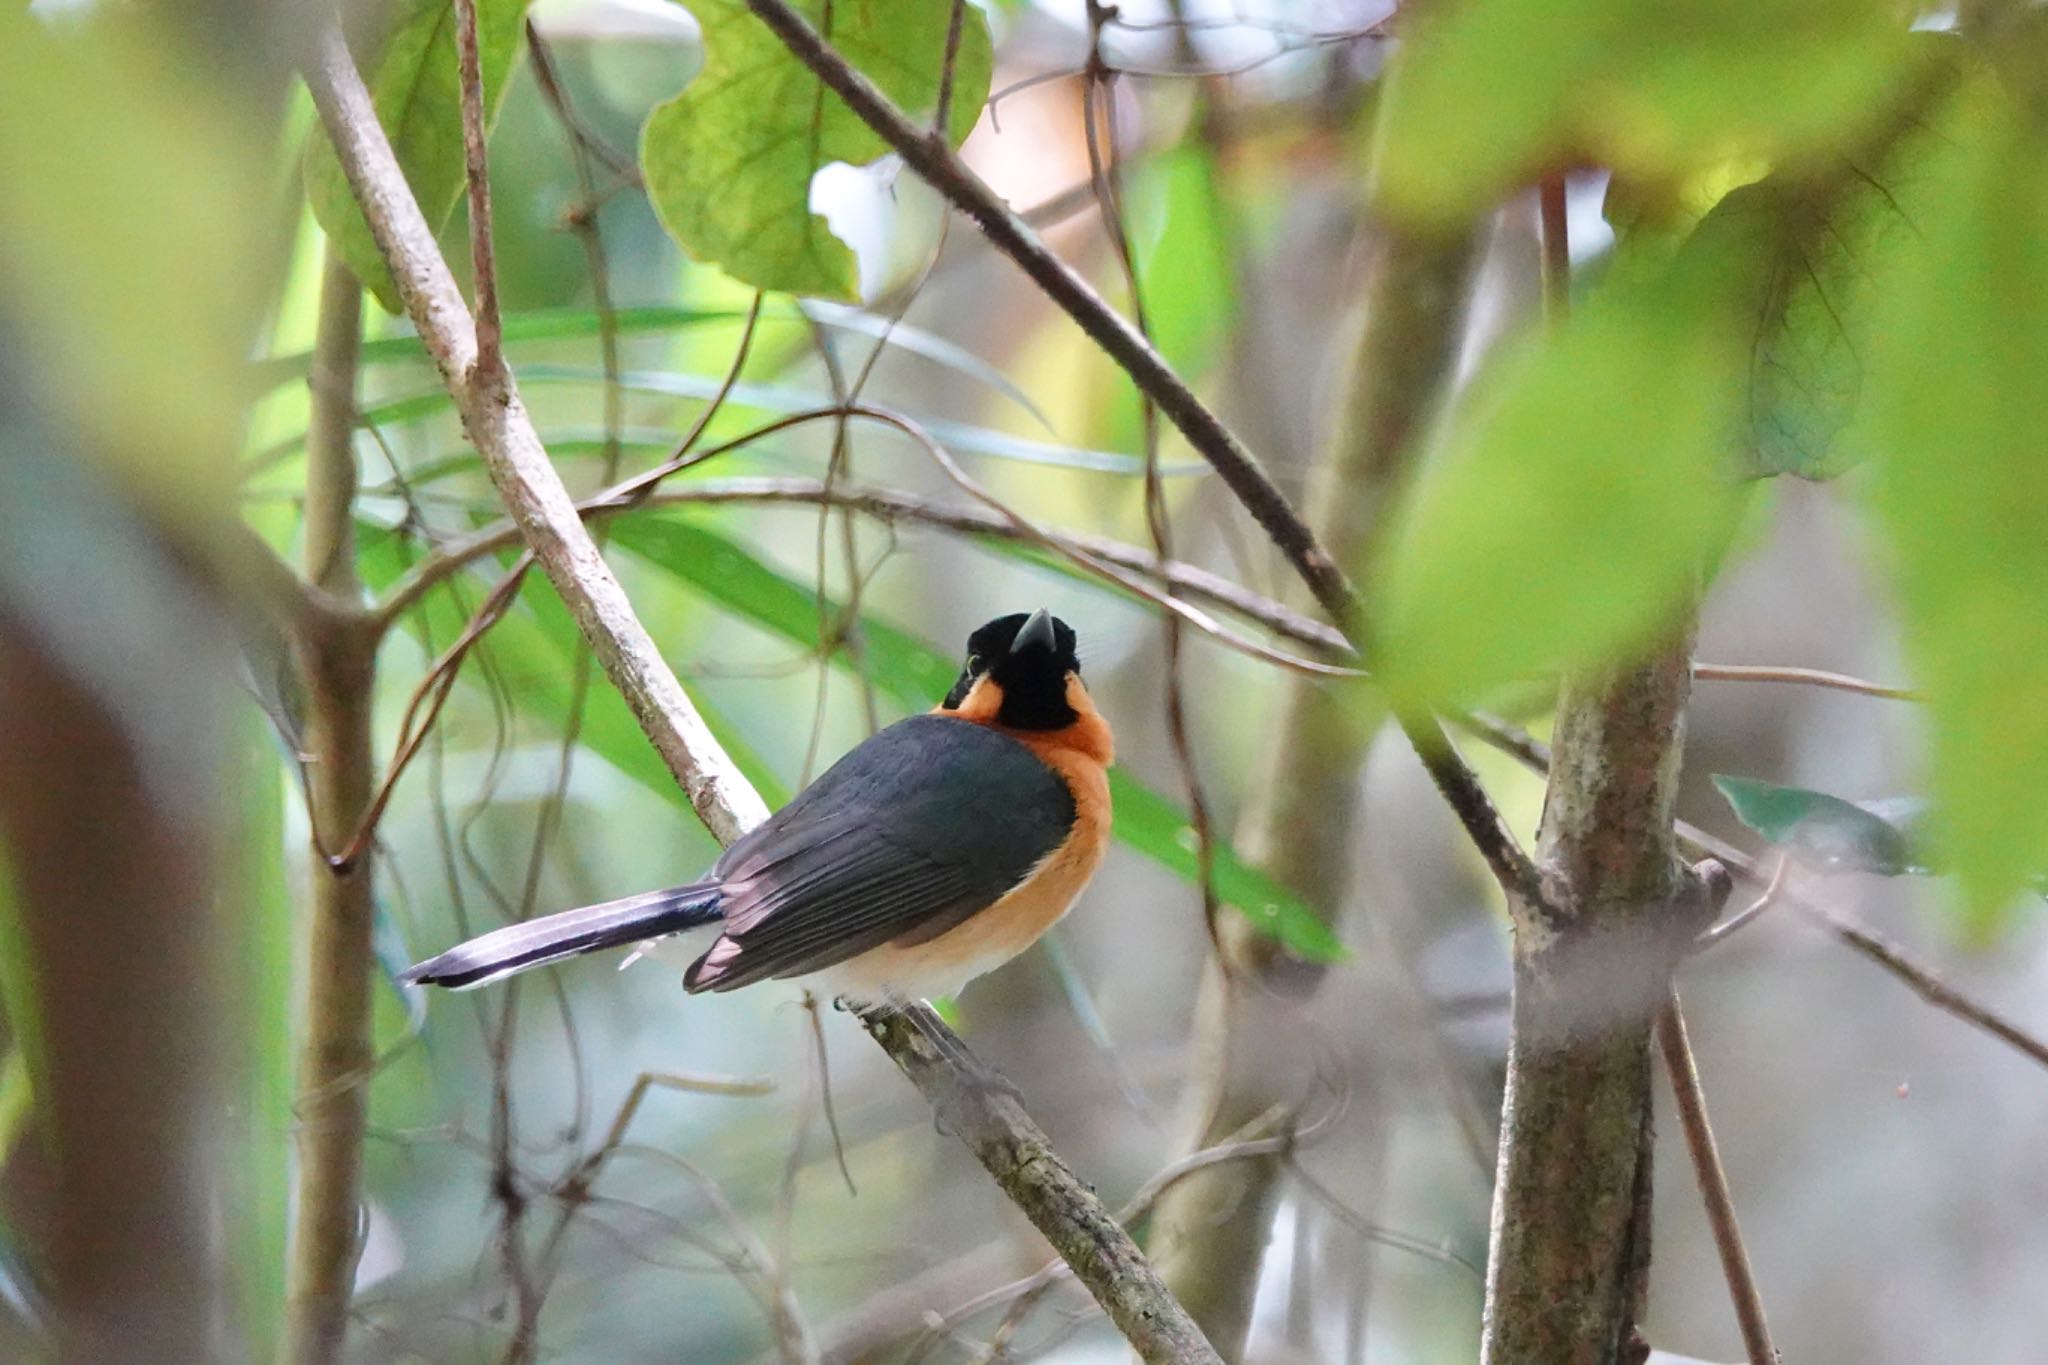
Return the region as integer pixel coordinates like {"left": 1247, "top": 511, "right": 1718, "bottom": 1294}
{"left": 1011, "top": 608, "right": 1057, "bottom": 657}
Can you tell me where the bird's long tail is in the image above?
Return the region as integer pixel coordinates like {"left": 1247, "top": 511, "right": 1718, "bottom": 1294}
{"left": 400, "top": 883, "right": 723, "bottom": 990}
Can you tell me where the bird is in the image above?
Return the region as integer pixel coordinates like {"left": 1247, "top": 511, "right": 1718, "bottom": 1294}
{"left": 400, "top": 609, "right": 1113, "bottom": 1008}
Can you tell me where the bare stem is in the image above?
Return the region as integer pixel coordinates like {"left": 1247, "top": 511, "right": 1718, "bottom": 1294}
{"left": 453, "top": 0, "right": 502, "bottom": 376}
{"left": 283, "top": 250, "right": 378, "bottom": 1365}
{"left": 1656, "top": 993, "right": 1778, "bottom": 1365}
{"left": 858, "top": 1006, "right": 1223, "bottom": 1365}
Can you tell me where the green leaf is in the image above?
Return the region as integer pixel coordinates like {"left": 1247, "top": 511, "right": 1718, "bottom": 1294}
{"left": 303, "top": 0, "right": 535, "bottom": 312}
{"left": 1373, "top": 0, "right": 1920, "bottom": 228}
{"left": 1861, "top": 61, "right": 2048, "bottom": 932}
{"left": 1711, "top": 774, "right": 1919, "bottom": 875}
{"left": 640, "top": 0, "right": 991, "bottom": 299}
{"left": 606, "top": 514, "right": 1345, "bottom": 961}
{"left": 1370, "top": 225, "right": 1751, "bottom": 704}
{"left": 1715, "top": 45, "right": 1991, "bottom": 479}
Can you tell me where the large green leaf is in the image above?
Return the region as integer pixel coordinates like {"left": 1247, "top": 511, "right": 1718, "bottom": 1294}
{"left": 605, "top": 514, "right": 1345, "bottom": 961}
{"left": 304, "top": 0, "right": 535, "bottom": 312}
{"left": 1861, "top": 63, "right": 2048, "bottom": 933}
{"left": 640, "top": 0, "right": 991, "bottom": 299}
{"left": 1708, "top": 43, "right": 1987, "bottom": 479}
{"left": 1373, "top": 0, "right": 1919, "bottom": 229}
{"left": 1369, "top": 224, "right": 1752, "bottom": 704}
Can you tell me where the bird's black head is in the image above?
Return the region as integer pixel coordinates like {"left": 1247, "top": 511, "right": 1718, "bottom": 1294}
{"left": 942, "top": 609, "right": 1082, "bottom": 730}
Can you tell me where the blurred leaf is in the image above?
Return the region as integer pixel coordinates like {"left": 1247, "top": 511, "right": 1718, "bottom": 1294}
{"left": 608, "top": 514, "right": 1347, "bottom": 961}
{"left": 303, "top": 0, "right": 534, "bottom": 312}
{"left": 1713, "top": 47, "right": 1987, "bottom": 479}
{"left": 1106, "top": 144, "right": 1240, "bottom": 452}
{"left": 1370, "top": 223, "right": 1752, "bottom": 704}
{"left": 1711, "top": 774, "right": 1921, "bottom": 875}
{"left": 250, "top": 306, "right": 746, "bottom": 390}
{"left": 0, "top": 12, "right": 261, "bottom": 516}
{"left": 1374, "top": 0, "right": 1921, "bottom": 228}
{"left": 373, "top": 899, "right": 429, "bottom": 1036}
{"left": 0, "top": 1049, "right": 29, "bottom": 1165}
{"left": 640, "top": 0, "right": 991, "bottom": 298}
{"left": 253, "top": 302, "right": 1046, "bottom": 425}
{"left": 231, "top": 727, "right": 292, "bottom": 1361}
{"left": 1861, "top": 60, "right": 2048, "bottom": 933}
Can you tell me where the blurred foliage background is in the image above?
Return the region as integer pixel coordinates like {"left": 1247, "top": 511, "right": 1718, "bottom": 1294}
{"left": 3, "top": 0, "right": 2048, "bottom": 1361}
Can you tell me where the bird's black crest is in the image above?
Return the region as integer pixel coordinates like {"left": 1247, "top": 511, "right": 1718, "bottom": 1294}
{"left": 942, "top": 610, "right": 1082, "bottom": 730}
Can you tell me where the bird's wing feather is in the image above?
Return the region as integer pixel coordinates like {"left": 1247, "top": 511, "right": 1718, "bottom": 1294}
{"left": 686, "top": 714, "right": 1075, "bottom": 991}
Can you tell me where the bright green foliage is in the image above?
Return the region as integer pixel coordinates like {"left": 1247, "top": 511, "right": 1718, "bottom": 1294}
{"left": 1712, "top": 774, "right": 1920, "bottom": 875}
{"left": 1717, "top": 42, "right": 1988, "bottom": 479}
{"left": 304, "top": 0, "right": 535, "bottom": 313}
{"left": 0, "top": 11, "right": 262, "bottom": 514}
{"left": 1373, "top": 0, "right": 1919, "bottom": 228}
{"left": 1862, "top": 65, "right": 2048, "bottom": 934}
{"left": 606, "top": 515, "right": 1345, "bottom": 961}
{"left": 640, "top": 0, "right": 991, "bottom": 299}
{"left": 1368, "top": 234, "right": 1749, "bottom": 704}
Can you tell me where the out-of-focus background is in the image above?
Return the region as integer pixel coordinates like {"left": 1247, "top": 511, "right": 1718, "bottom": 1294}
{"left": 3, "top": 0, "right": 2046, "bottom": 1361}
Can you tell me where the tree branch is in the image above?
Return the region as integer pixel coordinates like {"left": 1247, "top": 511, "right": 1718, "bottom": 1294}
{"left": 300, "top": 25, "right": 1216, "bottom": 1361}
{"left": 283, "top": 248, "right": 379, "bottom": 1365}
{"left": 304, "top": 21, "right": 767, "bottom": 845}
{"left": 1656, "top": 992, "right": 1777, "bottom": 1365}
{"left": 856, "top": 1008, "right": 1223, "bottom": 1364}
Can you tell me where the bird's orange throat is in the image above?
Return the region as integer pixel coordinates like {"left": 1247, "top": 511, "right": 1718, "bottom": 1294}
{"left": 944, "top": 673, "right": 1114, "bottom": 768}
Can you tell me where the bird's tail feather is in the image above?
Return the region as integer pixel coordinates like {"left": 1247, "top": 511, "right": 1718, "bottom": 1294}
{"left": 401, "top": 883, "right": 723, "bottom": 990}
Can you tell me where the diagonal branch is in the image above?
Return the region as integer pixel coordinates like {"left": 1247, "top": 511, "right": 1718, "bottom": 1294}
{"left": 300, "top": 25, "right": 1217, "bottom": 1363}
{"left": 740, "top": 0, "right": 1547, "bottom": 917}
{"left": 303, "top": 21, "right": 766, "bottom": 846}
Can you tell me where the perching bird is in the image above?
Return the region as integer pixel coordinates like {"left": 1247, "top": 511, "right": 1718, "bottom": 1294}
{"left": 401, "top": 609, "right": 1112, "bottom": 1006}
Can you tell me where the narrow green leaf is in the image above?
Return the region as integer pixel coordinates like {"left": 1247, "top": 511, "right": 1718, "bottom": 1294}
{"left": 1373, "top": 0, "right": 1920, "bottom": 228}
{"left": 640, "top": 0, "right": 991, "bottom": 298}
{"left": 303, "top": 0, "right": 535, "bottom": 311}
{"left": 607, "top": 514, "right": 1347, "bottom": 961}
{"left": 1862, "top": 62, "right": 2048, "bottom": 932}
{"left": 1711, "top": 774, "right": 1919, "bottom": 876}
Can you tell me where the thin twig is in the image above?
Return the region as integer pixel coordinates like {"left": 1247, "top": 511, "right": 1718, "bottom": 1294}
{"left": 454, "top": 0, "right": 502, "bottom": 376}
{"left": 1656, "top": 993, "right": 1778, "bottom": 1365}
{"left": 283, "top": 248, "right": 379, "bottom": 1365}
{"left": 1692, "top": 661, "right": 1919, "bottom": 701}
{"left": 1697, "top": 852, "right": 1790, "bottom": 947}
{"left": 1082, "top": 6, "right": 1221, "bottom": 951}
